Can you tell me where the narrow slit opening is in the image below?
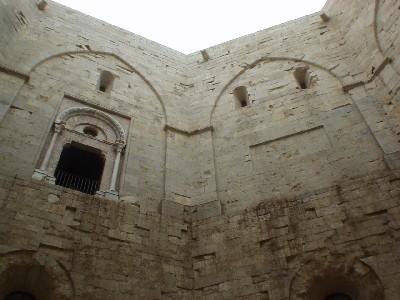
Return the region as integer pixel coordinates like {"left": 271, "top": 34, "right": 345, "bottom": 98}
{"left": 98, "top": 70, "right": 115, "bottom": 93}
{"left": 293, "top": 67, "right": 311, "bottom": 90}
{"left": 233, "top": 86, "right": 249, "bottom": 109}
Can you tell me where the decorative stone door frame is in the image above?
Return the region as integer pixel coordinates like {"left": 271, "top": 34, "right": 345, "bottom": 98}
{"left": 33, "top": 106, "right": 126, "bottom": 200}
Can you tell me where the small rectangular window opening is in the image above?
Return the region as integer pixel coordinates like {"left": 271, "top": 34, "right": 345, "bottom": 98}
{"left": 233, "top": 86, "right": 249, "bottom": 109}
{"left": 293, "top": 67, "right": 311, "bottom": 90}
{"left": 98, "top": 70, "right": 115, "bottom": 93}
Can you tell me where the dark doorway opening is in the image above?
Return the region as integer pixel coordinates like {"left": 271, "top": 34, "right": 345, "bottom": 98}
{"left": 324, "top": 293, "right": 352, "bottom": 300}
{"left": 55, "top": 143, "right": 105, "bottom": 195}
{"left": 4, "top": 292, "right": 36, "bottom": 300}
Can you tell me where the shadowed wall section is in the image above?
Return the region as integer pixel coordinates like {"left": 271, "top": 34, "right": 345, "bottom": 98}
{"left": 0, "top": 0, "right": 399, "bottom": 299}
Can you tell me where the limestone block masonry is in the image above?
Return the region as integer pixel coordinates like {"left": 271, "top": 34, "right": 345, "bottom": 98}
{"left": 0, "top": 0, "right": 399, "bottom": 299}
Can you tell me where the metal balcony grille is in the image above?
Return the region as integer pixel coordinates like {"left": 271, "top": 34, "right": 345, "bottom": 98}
{"left": 55, "top": 169, "right": 100, "bottom": 195}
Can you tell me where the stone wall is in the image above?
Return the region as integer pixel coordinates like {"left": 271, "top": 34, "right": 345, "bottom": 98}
{"left": 0, "top": 0, "right": 399, "bottom": 299}
{"left": 191, "top": 170, "right": 399, "bottom": 299}
{"left": 0, "top": 174, "right": 192, "bottom": 299}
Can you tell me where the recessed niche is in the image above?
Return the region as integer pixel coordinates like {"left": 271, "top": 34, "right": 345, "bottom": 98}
{"left": 233, "top": 86, "right": 249, "bottom": 108}
{"left": 293, "top": 67, "right": 311, "bottom": 90}
{"left": 98, "top": 70, "right": 115, "bottom": 93}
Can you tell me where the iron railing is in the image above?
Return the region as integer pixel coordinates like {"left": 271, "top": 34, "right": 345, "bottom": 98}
{"left": 55, "top": 169, "right": 100, "bottom": 195}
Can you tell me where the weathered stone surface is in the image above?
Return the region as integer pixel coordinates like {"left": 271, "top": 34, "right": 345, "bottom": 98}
{"left": 0, "top": 0, "right": 399, "bottom": 299}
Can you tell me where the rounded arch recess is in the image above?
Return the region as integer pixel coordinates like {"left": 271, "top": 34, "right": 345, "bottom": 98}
{"left": 0, "top": 250, "right": 75, "bottom": 300}
{"left": 210, "top": 56, "right": 345, "bottom": 124}
{"left": 289, "top": 254, "right": 384, "bottom": 300}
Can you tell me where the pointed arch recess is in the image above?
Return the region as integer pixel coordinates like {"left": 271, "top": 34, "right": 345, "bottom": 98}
{"left": 29, "top": 50, "right": 167, "bottom": 123}
{"left": 210, "top": 56, "right": 345, "bottom": 124}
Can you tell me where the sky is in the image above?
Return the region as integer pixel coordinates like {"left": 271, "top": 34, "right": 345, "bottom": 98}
{"left": 53, "top": 0, "right": 327, "bottom": 54}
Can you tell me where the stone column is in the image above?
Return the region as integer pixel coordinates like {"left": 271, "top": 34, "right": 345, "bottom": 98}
{"left": 40, "top": 122, "right": 64, "bottom": 171}
{"left": 109, "top": 140, "right": 125, "bottom": 191}
{"left": 32, "top": 122, "right": 65, "bottom": 181}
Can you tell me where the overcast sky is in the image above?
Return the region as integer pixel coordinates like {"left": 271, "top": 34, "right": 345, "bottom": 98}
{"left": 53, "top": 0, "right": 327, "bottom": 54}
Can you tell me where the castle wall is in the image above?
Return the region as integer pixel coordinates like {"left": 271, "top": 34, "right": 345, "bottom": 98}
{"left": 191, "top": 170, "right": 399, "bottom": 299}
{"left": 0, "top": 52, "right": 168, "bottom": 210}
{"left": 377, "top": 0, "right": 400, "bottom": 73}
{"left": 0, "top": 0, "right": 399, "bottom": 299}
{"left": 0, "top": 174, "right": 193, "bottom": 299}
{"left": 0, "top": 0, "right": 40, "bottom": 61}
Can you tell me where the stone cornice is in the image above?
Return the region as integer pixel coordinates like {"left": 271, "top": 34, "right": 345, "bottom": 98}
{"left": 164, "top": 125, "right": 213, "bottom": 136}
{"left": 0, "top": 64, "right": 29, "bottom": 81}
